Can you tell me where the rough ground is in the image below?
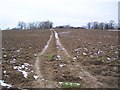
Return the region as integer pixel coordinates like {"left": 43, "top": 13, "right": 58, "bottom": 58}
{"left": 1, "top": 29, "right": 119, "bottom": 88}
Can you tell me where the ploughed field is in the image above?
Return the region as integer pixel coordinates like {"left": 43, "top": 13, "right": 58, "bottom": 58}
{"left": 56, "top": 29, "right": 119, "bottom": 88}
{"left": 1, "top": 29, "right": 119, "bottom": 88}
{"left": 2, "top": 30, "right": 51, "bottom": 88}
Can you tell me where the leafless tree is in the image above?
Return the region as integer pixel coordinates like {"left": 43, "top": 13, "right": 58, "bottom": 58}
{"left": 18, "top": 21, "right": 26, "bottom": 30}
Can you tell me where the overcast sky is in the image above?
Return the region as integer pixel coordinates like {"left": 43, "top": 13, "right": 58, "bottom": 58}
{"left": 0, "top": 0, "right": 119, "bottom": 29}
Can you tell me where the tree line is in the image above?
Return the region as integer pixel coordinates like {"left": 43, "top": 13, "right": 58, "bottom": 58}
{"left": 17, "top": 20, "right": 53, "bottom": 30}
{"left": 2, "top": 20, "right": 119, "bottom": 30}
{"left": 87, "top": 20, "right": 118, "bottom": 30}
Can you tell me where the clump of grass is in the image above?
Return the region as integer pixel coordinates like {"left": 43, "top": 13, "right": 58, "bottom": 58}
{"left": 43, "top": 53, "right": 56, "bottom": 60}
{"left": 62, "top": 82, "right": 81, "bottom": 88}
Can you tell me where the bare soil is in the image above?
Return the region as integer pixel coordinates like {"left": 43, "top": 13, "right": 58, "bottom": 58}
{"left": 56, "top": 29, "right": 119, "bottom": 88}
{"left": 1, "top": 29, "right": 119, "bottom": 88}
{"left": 2, "top": 29, "right": 51, "bottom": 88}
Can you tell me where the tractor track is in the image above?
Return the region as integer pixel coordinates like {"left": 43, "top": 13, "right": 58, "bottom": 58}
{"left": 33, "top": 29, "right": 105, "bottom": 88}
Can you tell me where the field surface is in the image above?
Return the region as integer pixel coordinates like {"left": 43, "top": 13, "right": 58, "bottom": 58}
{"left": 1, "top": 29, "right": 119, "bottom": 88}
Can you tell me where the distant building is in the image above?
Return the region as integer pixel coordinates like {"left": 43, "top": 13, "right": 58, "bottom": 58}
{"left": 118, "top": 1, "right": 120, "bottom": 29}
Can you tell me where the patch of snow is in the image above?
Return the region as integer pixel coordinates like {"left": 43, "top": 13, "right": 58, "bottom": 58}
{"left": 3, "top": 71, "right": 6, "bottom": 74}
{"left": 54, "top": 30, "right": 70, "bottom": 57}
{"left": 83, "top": 53, "right": 87, "bottom": 56}
{"left": 98, "top": 42, "right": 102, "bottom": 44}
{"left": 20, "top": 71, "right": 28, "bottom": 78}
{"left": 16, "top": 49, "right": 21, "bottom": 53}
{"left": 57, "top": 55, "right": 60, "bottom": 58}
{"left": 3, "top": 55, "right": 7, "bottom": 58}
{"left": 97, "top": 50, "right": 104, "bottom": 54}
{"left": 109, "top": 30, "right": 120, "bottom": 31}
{"left": 73, "top": 57, "right": 77, "bottom": 60}
{"left": 115, "top": 51, "right": 118, "bottom": 54}
{"left": 0, "top": 80, "right": 12, "bottom": 88}
{"left": 2, "top": 48, "right": 5, "bottom": 50}
{"left": 21, "top": 65, "right": 25, "bottom": 68}
{"left": 10, "top": 58, "right": 16, "bottom": 63}
{"left": 34, "top": 54, "right": 37, "bottom": 57}
{"left": 90, "top": 55, "right": 94, "bottom": 58}
{"left": 56, "top": 55, "right": 61, "bottom": 60}
{"left": 31, "top": 70, "right": 33, "bottom": 73}
{"left": 74, "top": 48, "right": 81, "bottom": 52}
{"left": 59, "top": 32, "right": 69, "bottom": 36}
{"left": 5, "top": 75, "right": 9, "bottom": 77}
{"left": 13, "top": 66, "right": 17, "bottom": 70}
{"left": 13, "top": 63, "right": 31, "bottom": 78}
{"left": 59, "top": 64, "right": 66, "bottom": 67}
{"left": 107, "top": 57, "right": 111, "bottom": 61}
{"left": 33, "top": 75, "right": 39, "bottom": 80}
{"left": 59, "top": 82, "right": 63, "bottom": 84}
{"left": 59, "top": 64, "right": 64, "bottom": 67}
{"left": 41, "top": 78, "right": 45, "bottom": 81}
{"left": 24, "top": 63, "right": 30, "bottom": 66}
{"left": 79, "top": 76, "right": 82, "bottom": 79}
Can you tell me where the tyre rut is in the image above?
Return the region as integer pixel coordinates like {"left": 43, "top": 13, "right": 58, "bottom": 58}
{"left": 34, "top": 29, "right": 105, "bottom": 88}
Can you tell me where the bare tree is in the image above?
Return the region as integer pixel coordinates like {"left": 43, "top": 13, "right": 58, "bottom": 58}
{"left": 18, "top": 21, "right": 26, "bottom": 30}
{"left": 108, "top": 20, "right": 115, "bottom": 29}
{"left": 93, "top": 21, "right": 99, "bottom": 29}
{"left": 40, "top": 20, "right": 53, "bottom": 29}
{"left": 87, "top": 22, "right": 91, "bottom": 29}
{"left": 98, "top": 22, "right": 104, "bottom": 29}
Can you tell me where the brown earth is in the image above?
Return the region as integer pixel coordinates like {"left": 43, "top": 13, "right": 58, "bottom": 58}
{"left": 1, "top": 29, "right": 119, "bottom": 88}
{"left": 2, "top": 29, "right": 51, "bottom": 88}
{"left": 56, "top": 29, "right": 119, "bottom": 88}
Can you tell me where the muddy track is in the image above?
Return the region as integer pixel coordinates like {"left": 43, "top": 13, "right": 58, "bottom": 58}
{"left": 33, "top": 29, "right": 105, "bottom": 88}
